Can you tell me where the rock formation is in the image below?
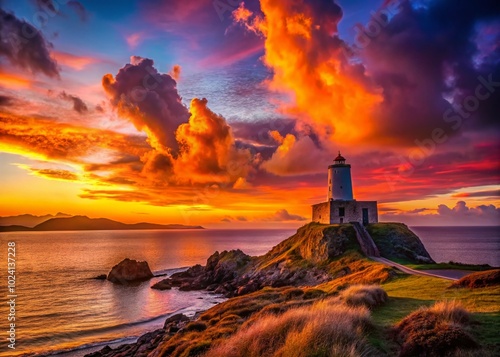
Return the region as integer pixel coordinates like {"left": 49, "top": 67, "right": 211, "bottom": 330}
{"left": 107, "top": 258, "right": 154, "bottom": 284}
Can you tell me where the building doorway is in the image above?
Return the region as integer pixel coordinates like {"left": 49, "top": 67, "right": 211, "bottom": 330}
{"left": 362, "top": 208, "right": 369, "bottom": 225}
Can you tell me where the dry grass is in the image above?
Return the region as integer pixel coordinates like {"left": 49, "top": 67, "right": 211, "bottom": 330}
{"left": 428, "top": 300, "right": 471, "bottom": 324}
{"left": 393, "top": 300, "right": 480, "bottom": 357}
{"left": 449, "top": 269, "right": 500, "bottom": 289}
{"left": 339, "top": 285, "right": 388, "bottom": 309}
{"left": 316, "top": 253, "right": 396, "bottom": 293}
{"left": 204, "top": 286, "right": 389, "bottom": 357}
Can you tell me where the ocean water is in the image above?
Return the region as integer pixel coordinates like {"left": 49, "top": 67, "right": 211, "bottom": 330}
{"left": 0, "top": 226, "right": 498, "bottom": 356}
{"left": 0, "top": 229, "right": 296, "bottom": 357}
{"left": 411, "top": 226, "right": 500, "bottom": 267}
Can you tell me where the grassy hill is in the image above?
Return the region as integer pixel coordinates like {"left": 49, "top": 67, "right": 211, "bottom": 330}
{"left": 89, "top": 223, "right": 500, "bottom": 357}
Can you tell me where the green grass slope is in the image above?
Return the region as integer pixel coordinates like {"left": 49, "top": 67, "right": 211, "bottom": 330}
{"left": 366, "top": 223, "right": 434, "bottom": 263}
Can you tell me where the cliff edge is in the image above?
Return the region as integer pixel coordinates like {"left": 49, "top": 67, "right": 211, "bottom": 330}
{"left": 152, "top": 222, "right": 431, "bottom": 297}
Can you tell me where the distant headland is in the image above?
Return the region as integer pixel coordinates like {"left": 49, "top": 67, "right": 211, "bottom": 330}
{"left": 0, "top": 215, "right": 203, "bottom": 232}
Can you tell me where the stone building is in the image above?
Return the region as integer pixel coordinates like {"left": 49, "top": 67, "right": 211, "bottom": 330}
{"left": 312, "top": 153, "right": 378, "bottom": 224}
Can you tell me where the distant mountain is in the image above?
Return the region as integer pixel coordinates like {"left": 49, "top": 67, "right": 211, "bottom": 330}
{"left": 0, "top": 216, "right": 203, "bottom": 232}
{"left": 0, "top": 212, "right": 72, "bottom": 227}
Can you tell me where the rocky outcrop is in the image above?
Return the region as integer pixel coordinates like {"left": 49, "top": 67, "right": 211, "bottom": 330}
{"left": 85, "top": 314, "right": 192, "bottom": 357}
{"left": 86, "top": 329, "right": 164, "bottom": 357}
{"left": 107, "top": 258, "right": 154, "bottom": 284}
{"left": 151, "top": 225, "right": 347, "bottom": 297}
{"left": 151, "top": 223, "right": 433, "bottom": 297}
{"left": 152, "top": 250, "right": 252, "bottom": 296}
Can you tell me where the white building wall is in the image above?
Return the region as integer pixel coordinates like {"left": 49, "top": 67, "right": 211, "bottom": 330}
{"left": 328, "top": 165, "right": 353, "bottom": 200}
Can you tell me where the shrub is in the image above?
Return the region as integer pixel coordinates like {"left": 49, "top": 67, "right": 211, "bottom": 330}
{"left": 429, "top": 300, "right": 470, "bottom": 325}
{"left": 339, "top": 284, "right": 388, "bottom": 309}
{"left": 393, "top": 300, "right": 478, "bottom": 357}
{"left": 449, "top": 269, "right": 500, "bottom": 289}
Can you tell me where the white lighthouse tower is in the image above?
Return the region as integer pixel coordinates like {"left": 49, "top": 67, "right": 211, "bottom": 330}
{"left": 313, "top": 152, "right": 378, "bottom": 225}
{"left": 327, "top": 152, "right": 354, "bottom": 201}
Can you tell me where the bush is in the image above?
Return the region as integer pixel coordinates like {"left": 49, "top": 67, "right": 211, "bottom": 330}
{"left": 339, "top": 284, "right": 388, "bottom": 309}
{"left": 394, "top": 301, "right": 478, "bottom": 357}
{"left": 449, "top": 269, "right": 500, "bottom": 289}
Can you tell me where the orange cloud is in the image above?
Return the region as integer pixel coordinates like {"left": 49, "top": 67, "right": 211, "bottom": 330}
{"left": 0, "top": 70, "right": 32, "bottom": 88}
{"left": 173, "top": 98, "right": 252, "bottom": 184}
{"left": 27, "top": 167, "right": 80, "bottom": 182}
{"left": 0, "top": 112, "right": 148, "bottom": 164}
{"left": 261, "top": 131, "right": 329, "bottom": 176}
{"left": 234, "top": 1, "right": 382, "bottom": 144}
{"left": 103, "top": 58, "right": 253, "bottom": 186}
{"left": 52, "top": 51, "right": 99, "bottom": 71}
{"left": 169, "top": 64, "right": 182, "bottom": 81}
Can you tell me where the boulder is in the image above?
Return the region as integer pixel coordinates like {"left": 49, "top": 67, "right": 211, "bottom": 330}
{"left": 92, "top": 274, "right": 107, "bottom": 280}
{"left": 151, "top": 280, "right": 172, "bottom": 290}
{"left": 107, "top": 258, "right": 154, "bottom": 284}
{"left": 163, "top": 313, "right": 190, "bottom": 333}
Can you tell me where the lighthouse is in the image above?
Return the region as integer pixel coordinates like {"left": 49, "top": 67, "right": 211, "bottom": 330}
{"left": 328, "top": 152, "right": 354, "bottom": 201}
{"left": 312, "top": 152, "right": 378, "bottom": 225}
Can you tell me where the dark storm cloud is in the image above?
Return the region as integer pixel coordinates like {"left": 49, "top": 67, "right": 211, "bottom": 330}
{"left": 0, "top": 95, "right": 13, "bottom": 106}
{"left": 102, "top": 56, "right": 190, "bottom": 152}
{"left": 452, "top": 190, "right": 500, "bottom": 198}
{"left": 361, "top": 0, "right": 500, "bottom": 141}
{"left": 67, "top": 1, "right": 88, "bottom": 22}
{"left": 0, "top": 8, "right": 59, "bottom": 77}
{"left": 230, "top": 118, "right": 297, "bottom": 147}
{"left": 59, "top": 91, "right": 88, "bottom": 114}
{"left": 34, "top": 0, "right": 88, "bottom": 22}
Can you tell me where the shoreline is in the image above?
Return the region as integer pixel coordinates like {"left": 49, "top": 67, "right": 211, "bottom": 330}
{"left": 22, "top": 291, "right": 226, "bottom": 357}
{"left": 5, "top": 226, "right": 498, "bottom": 357}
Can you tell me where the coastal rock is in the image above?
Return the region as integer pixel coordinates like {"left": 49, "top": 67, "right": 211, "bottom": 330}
{"left": 107, "top": 258, "right": 154, "bottom": 284}
{"left": 163, "top": 313, "right": 191, "bottom": 333}
{"left": 92, "top": 274, "right": 107, "bottom": 280}
{"left": 85, "top": 329, "right": 164, "bottom": 357}
{"left": 151, "top": 280, "right": 172, "bottom": 290}
{"left": 152, "top": 251, "right": 251, "bottom": 296}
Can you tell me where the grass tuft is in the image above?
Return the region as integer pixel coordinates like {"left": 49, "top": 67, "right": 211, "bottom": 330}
{"left": 339, "top": 284, "right": 388, "bottom": 309}
{"left": 393, "top": 300, "right": 479, "bottom": 357}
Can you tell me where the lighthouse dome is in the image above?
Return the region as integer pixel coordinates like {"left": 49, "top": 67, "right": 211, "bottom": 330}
{"left": 334, "top": 152, "right": 346, "bottom": 164}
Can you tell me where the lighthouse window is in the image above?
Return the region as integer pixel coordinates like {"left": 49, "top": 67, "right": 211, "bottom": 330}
{"left": 339, "top": 207, "right": 345, "bottom": 217}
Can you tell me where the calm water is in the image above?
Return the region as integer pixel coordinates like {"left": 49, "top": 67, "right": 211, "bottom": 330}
{"left": 411, "top": 226, "right": 500, "bottom": 267}
{"left": 0, "top": 229, "right": 296, "bottom": 357}
{"left": 0, "top": 226, "right": 498, "bottom": 356}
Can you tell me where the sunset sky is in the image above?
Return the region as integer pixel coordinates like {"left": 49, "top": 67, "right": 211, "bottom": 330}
{"left": 0, "top": 0, "right": 499, "bottom": 227}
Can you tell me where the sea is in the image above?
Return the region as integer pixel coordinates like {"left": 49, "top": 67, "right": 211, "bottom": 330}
{"left": 0, "top": 226, "right": 498, "bottom": 357}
